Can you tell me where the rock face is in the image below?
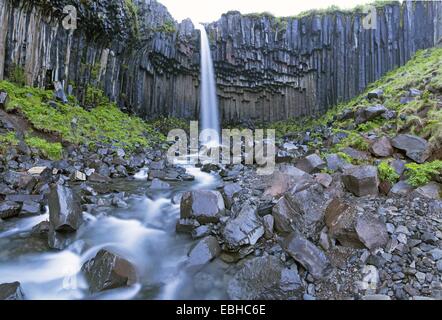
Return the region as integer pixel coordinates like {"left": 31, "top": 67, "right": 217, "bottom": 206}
{"left": 0, "top": 0, "right": 441, "bottom": 123}
{"left": 342, "top": 166, "right": 379, "bottom": 197}
{"left": 0, "top": 282, "right": 24, "bottom": 300}
{"left": 227, "top": 255, "right": 303, "bottom": 300}
{"left": 180, "top": 190, "right": 225, "bottom": 224}
{"left": 48, "top": 184, "right": 82, "bottom": 232}
{"left": 81, "top": 249, "right": 137, "bottom": 293}
{"left": 283, "top": 232, "right": 332, "bottom": 279}
{"left": 391, "top": 134, "right": 431, "bottom": 163}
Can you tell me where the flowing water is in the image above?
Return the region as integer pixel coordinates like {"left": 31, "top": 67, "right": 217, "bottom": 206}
{"left": 197, "top": 24, "right": 220, "bottom": 144}
{"left": 0, "top": 167, "right": 235, "bottom": 300}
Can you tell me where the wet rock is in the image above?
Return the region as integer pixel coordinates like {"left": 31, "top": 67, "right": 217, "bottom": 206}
{"left": 370, "top": 136, "right": 393, "bottom": 157}
{"left": 27, "top": 166, "right": 50, "bottom": 176}
{"left": 0, "top": 201, "right": 21, "bottom": 219}
{"left": 150, "top": 178, "right": 171, "bottom": 190}
{"left": 88, "top": 172, "right": 111, "bottom": 183}
{"left": 20, "top": 201, "right": 41, "bottom": 216}
{"left": 227, "top": 255, "right": 303, "bottom": 300}
{"left": 31, "top": 221, "right": 50, "bottom": 237}
{"left": 72, "top": 171, "right": 86, "bottom": 181}
{"left": 187, "top": 236, "right": 221, "bottom": 270}
{"left": 342, "top": 165, "right": 379, "bottom": 197}
{"left": 391, "top": 134, "right": 430, "bottom": 163}
{"left": 296, "top": 154, "right": 326, "bottom": 174}
{"left": 149, "top": 160, "right": 165, "bottom": 171}
{"left": 389, "top": 181, "right": 414, "bottom": 196}
{"left": 0, "top": 282, "right": 24, "bottom": 300}
{"left": 355, "top": 214, "right": 389, "bottom": 250}
{"left": 48, "top": 184, "right": 82, "bottom": 232}
{"left": 201, "top": 163, "right": 220, "bottom": 173}
{"left": 222, "top": 183, "right": 242, "bottom": 209}
{"left": 191, "top": 225, "right": 211, "bottom": 239}
{"left": 223, "top": 205, "right": 264, "bottom": 250}
{"left": 81, "top": 249, "right": 137, "bottom": 293}
{"left": 415, "top": 182, "right": 441, "bottom": 200}
{"left": 180, "top": 190, "right": 225, "bottom": 224}
{"left": 48, "top": 227, "right": 75, "bottom": 250}
{"left": 3, "top": 171, "right": 37, "bottom": 191}
{"left": 355, "top": 105, "right": 388, "bottom": 124}
{"left": 176, "top": 218, "right": 200, "bottom": 234}
{"left": 283, "top": 232, "right": 332, "bottom": 279}
{"left": 324, "top": 198, "right": 364, "bottom": 249}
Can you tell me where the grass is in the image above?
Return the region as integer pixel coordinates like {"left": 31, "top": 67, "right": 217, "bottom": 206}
{"left": 25, "top": 136, "right": 63, "bottom": 160}
{"left": 0, "top": 80, "right": 165, "bottom": 153}
{"left": 0, "top": 132, "right": 19, "bottom": 153}
{"left": 405, "top": 160, "right": 442, "bottom": 187}
{"left": 332, "top": 130, "right": 370, "bottom": 152}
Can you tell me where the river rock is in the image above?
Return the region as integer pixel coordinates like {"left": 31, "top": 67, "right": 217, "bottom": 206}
{"left": 180, "top": 190, "right": 225, "bottom": 224}
{"left": 48, "top": 184, "right": 82, "bottom": 232}
{"left": 283, "top": 232, "right": 332, "bottom": 279}
{"left": 342, "top": 165, "right": 379, "bottom": 196}
{"left": 222, "top": 183, "right": 242, "bottom": 209}
{"left": 81, "top": 249, "right": 137, "bottom": 293}
{"left": 370, "top": 136, "right": 393, "bottom": 157}
{"left": 88, "top": 172, "right": 111, "bottom": 183}
{"left": 3, "top": 171, "right": 37, "bottom": 191}
{"left": 0, "top": 282, "right": 24, "bottom": 300}
{"left": 187, "top": 236, "right": 221, "bottom": 270}
{"left": 296, "top": 154, "right": 326, "bottom": 174}
{"left": 176, "top": 218, "right": 200, "bottom": 234}
{"left": 31, "top": 221, "right": 50, "bottom": 237}
{"left": 0, "top": 201, "right": 21, "bottom": 219}
{"left": 150, "top": 178, "right": 171, "bottom": 189}
{"left": 391, "top": 134, "right": 431, "bottom": 163}
{"left": 222, "top": 205, "right": 264, "bottom": 250}
{"left": 227, "top": 255, "right": 303, "bottom": 300}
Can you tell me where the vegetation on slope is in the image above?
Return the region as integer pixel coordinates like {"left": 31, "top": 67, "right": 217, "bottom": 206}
{"left": 0, "top": 81, "right": 166, "bottom": 155}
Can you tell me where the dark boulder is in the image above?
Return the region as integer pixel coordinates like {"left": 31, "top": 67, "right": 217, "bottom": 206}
{"left": 187, "top": 236, "right": 221, "bottom": 270}
{"left": 355, "top": 105, "right": 388, "bottom": 124}
{"left": 391, "top": 134, "right": 431, "bottom": 163}
{"left": 272, "top": 196, "right": 299, "bottom": 235}
{"left": 227, "top": 255, "right": 303, "bottom": 300}
{"left": 180, "top": 190, "right": 225, "bottom": 224}
{"left": 0, "top": 201, "right": 21, "bottom": 219}
{"left": 0, "top": 282, "right": 24, "bottom": 300}
{"left": 48, "top": 184, "right": 82, "bottom": 232}
{"left": 367, "top": 89, "right": 384, "bottom": 100}
{"left": 88, "top": 172, "right": 111, "bottom": 183}
{"left": 81, "top": 249, "right": 137, "bottom": 293}
{"left": 222, "top": 183, "right": 242, "bottom": 209}
{"left": 150, "top": 178, "right": 171, "bottom": 190}
{"left": 342, "top": 165, "right": 379, "bottom": 197}
{"left": 283, "top": 233, "right": 332, "bottom": 280}
{"left": 325, "top": 153, "right": 353, "bottom": 172}
{"left": 296, "top": 154, "right": 326, "bottom": 174}
{"left": 355, "top": 214, "right": 389, "bottom": 250}
{"left": 3, "top": 171, "right": 37, "bottom": 191}
{"left": 370, "top": 136, "right": 393, "bottom": 157}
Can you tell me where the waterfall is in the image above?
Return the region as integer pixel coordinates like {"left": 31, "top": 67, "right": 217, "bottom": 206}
{"left": 197, "top": 24, "right": 220, "bottom": 145}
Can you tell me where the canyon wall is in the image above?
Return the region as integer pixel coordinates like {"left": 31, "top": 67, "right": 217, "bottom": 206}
{"left": 0, "top": 0, "right": 441, "bottom": 123}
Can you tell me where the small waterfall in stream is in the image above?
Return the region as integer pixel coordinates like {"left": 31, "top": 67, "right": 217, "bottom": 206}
{"left": 197, "top": 24, "right": 220, "bottom": 145}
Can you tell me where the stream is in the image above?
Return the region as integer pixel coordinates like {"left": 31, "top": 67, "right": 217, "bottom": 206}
{"left": 0, "top": 166, "right": 233, "bottom": 300}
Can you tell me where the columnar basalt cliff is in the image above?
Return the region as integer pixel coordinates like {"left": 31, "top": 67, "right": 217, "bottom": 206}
{"left": 0, "top": 0, "right": 441, "bottom": 123}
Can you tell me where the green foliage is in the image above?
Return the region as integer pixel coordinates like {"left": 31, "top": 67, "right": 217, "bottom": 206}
{"left": 0, "top": 80, "right": 164, "bottom": 153}
{"left": 8, "top": 64, "right": 26, "bottom": 87}
{"left": 0, "top": 132, "right": 19, "bottom": 153}
{"left": 156, "top": 20, "right": 176, "bottom": 34}
{"left": 124, "top": 0, "right": 140, "bottom": 39}
{"left": 25, "top": 136, "right": 63, "bottom": 160}
{"left": 378, "top": 161, "right": 400, "bottom": 184}
{"left": 333, "top": 131, "right": 369, "bottom": 152}
{"left": 336, "top": 151, "right": 353, "bottom": 164}
{"left": 85, "top": 85, "right": 110, "bottom": 107}
{"left": 405, "top": 160, "right": 442, "bottom": 187}
{"left": 150, "top": 117, "right": 190, "bottom": 136}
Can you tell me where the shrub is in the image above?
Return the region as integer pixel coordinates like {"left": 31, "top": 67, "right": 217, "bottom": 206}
{"left": 378, "top": 161, "right": 400, "bottom": 184}
{"left": 8, "top": 64, "right": 26, "bottom": 87}
{"left": 405, "top": 160, "right": 442, "bottom": 187}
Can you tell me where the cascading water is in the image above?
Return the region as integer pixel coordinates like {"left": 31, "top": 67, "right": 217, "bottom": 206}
{"left": 197, "top": 24, "right": 220, "bottom": 145}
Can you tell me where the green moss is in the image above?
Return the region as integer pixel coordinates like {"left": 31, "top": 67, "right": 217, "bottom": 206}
{"left": 0, "top": 132, "right": 19, "bottom": 153}
{"left": 336, "top": 151, "right": 353, "bottom": 164}
{"left": 378, "top": 161, "right": 400, "bottom": 184}
{"left": 405, "top": 160, "right": 442, "bottom": 187}
{"left": 124, "top": 0, "right": 140, "bottom": 39}
{"left": 25, "top": 136, "right": 63, "bottom": 160}
{"left": 0, "top": 80, "right": 164, "bottom": 153}
{"left": 333, "top": 131, "right": 369, "bottom": 152}
{"left": 85, "top": 85, "right": 109, "bottom": 107}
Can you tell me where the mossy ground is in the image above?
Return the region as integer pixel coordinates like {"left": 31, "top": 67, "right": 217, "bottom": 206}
{"left": 0, "top": 81, "right": 166, "bottom": 157}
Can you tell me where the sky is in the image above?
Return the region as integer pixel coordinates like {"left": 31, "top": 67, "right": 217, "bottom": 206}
{"left": 157, "top": 0, "right": 374, "bottom": 24}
